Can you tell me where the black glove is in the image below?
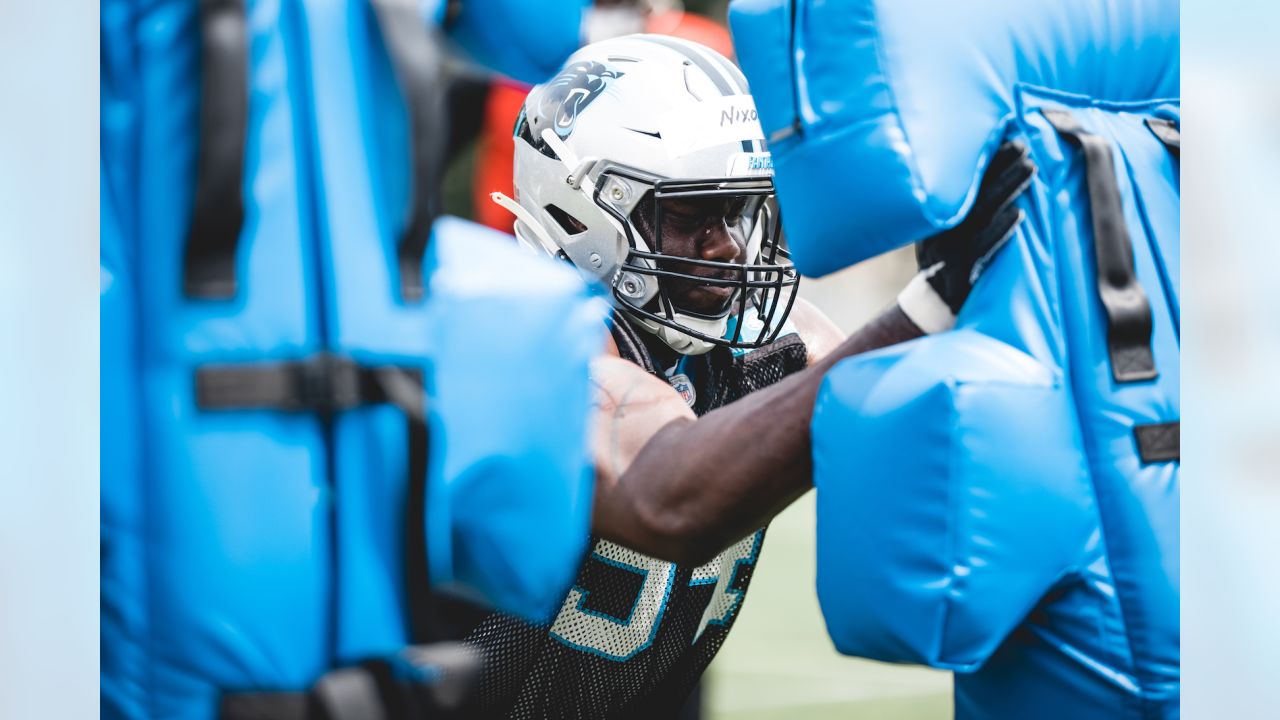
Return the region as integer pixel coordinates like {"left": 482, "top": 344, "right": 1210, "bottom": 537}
{"left": 898, "top": 141, "right": 1036, "bottom": 333}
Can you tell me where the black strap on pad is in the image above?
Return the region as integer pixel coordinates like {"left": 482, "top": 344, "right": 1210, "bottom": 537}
{"left": 200, "top": 353, "right": 445, "bottom": 708}
{"left": 1134, "top": 421, "right": 1180, "bottom": 464}
{"left": 218, "top": 667, "right": 388, "bottom": 720}
{"left": 219, "top": 691, "right": 319, "bottom": 720}
{"left": 1043, "top": 109, "right": 1158, "bottom": 384}
{"left": 196, "top": 353, "right": 424, "bottom": 419}
{"left": 184, "top": 0, "right": 249, "bottom": 300}
{"left": 369, "top": 0, "right": 449, "bottom": 303}
{"left": 1145, "top": 118, "right": 1180, "bottom": 159}
{"left": 219, "top": 644, "right": 482, "bottom": 720}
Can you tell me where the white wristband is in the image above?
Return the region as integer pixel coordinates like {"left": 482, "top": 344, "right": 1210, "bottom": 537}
{"left": 897, "top": 268, "right": 956, "bottom": 335}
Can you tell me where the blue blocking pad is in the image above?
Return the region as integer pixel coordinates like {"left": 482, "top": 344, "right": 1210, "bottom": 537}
{"left": 101, "top": 1, "right": 599, "bottom": 717}
{"left": 447, "top": 0, "right": 590, "bottom": 84}
{"left": 422, "top": 218, "right": 605, "bottom": 624}
{"left": 104, "top": 5, "right": 331, "bottom": 717}
{"left": 735, "top": 1, "right": 1180, "bottom": 718}
{"left": 297, "top": 2, "right": 602, "bottom": 661}
{"left": 100, "top": 162, "right": 148, "bottom": 719}
{"left": 730, "top": 0, "right": 1178, "bottom": 278}
{"left": 812, "top": 330, "right": 1093, "bottom": 671}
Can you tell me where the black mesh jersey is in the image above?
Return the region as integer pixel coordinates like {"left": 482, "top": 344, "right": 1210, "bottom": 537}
{"left": 461, "top": 315, "right": 809, "bottom": 719}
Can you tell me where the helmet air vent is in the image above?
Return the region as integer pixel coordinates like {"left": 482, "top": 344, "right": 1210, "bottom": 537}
{"left": 545, "top": 204, "right": 588, "bottom": 235}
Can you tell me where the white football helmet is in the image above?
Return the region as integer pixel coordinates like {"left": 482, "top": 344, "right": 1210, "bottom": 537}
{"left": 492, "top": 34, "right": 799, "bottom": 355}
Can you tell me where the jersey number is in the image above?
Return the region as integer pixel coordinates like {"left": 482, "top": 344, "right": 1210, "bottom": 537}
{"left": 549, "top": 533, "right": 762, "bottom": 661}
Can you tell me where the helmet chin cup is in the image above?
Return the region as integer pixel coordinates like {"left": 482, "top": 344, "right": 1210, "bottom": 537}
{"left": 658, "top": 325, "right": 716, "bottom": 356}
{"left": 632, "top": 311, "right": 725, "bottom": 356}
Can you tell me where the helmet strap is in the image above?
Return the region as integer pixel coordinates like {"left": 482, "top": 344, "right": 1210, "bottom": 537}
{"left": 490, "top": 191, "right": 561, "bottom": 257}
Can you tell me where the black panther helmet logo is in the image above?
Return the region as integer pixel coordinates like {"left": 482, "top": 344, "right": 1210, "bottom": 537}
{"left": 537, "top": 61, "right": 624, "bottom": 139}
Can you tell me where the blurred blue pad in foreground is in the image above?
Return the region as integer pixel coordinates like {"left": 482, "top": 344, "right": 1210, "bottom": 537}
{"left": 101, "top": 1, "right": 600, "bottom": 717}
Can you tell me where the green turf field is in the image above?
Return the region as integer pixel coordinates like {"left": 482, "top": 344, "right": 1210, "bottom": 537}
{"left": 704, "top": 493, "right": 953, "bottom": 719}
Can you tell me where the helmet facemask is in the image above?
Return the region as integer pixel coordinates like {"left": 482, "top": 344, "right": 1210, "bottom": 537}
{"left": 592, "top": 162, "right": 800, "bottom": 352}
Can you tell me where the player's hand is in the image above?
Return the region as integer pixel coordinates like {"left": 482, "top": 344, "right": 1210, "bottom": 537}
{"left": 898, "top": 140, "right": 1036, "bottom": 333}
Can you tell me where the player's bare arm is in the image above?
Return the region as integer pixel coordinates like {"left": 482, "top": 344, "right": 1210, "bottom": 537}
{"left": 590, "top": 303, "right": 921, "bottom": 566}
{"left": 589, "top": 349, "right": 696, "bottom": 485}
{"left": 589, "top": 295, "right": 842, "bottom": 512}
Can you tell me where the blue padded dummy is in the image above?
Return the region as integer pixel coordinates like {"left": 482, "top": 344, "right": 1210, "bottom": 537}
{"left": 732, "top": 1, "right": 1179, "bottom": 718}
{"left": 446, "top": 0, "right": 590, "bottom": 84}
{"left": 101, "top": 1, "right": 601, "bottom": 718}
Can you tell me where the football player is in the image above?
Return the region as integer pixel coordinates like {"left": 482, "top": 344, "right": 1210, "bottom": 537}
{"left": 470, "top": 35, "right": 1035, "bottom": 717}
